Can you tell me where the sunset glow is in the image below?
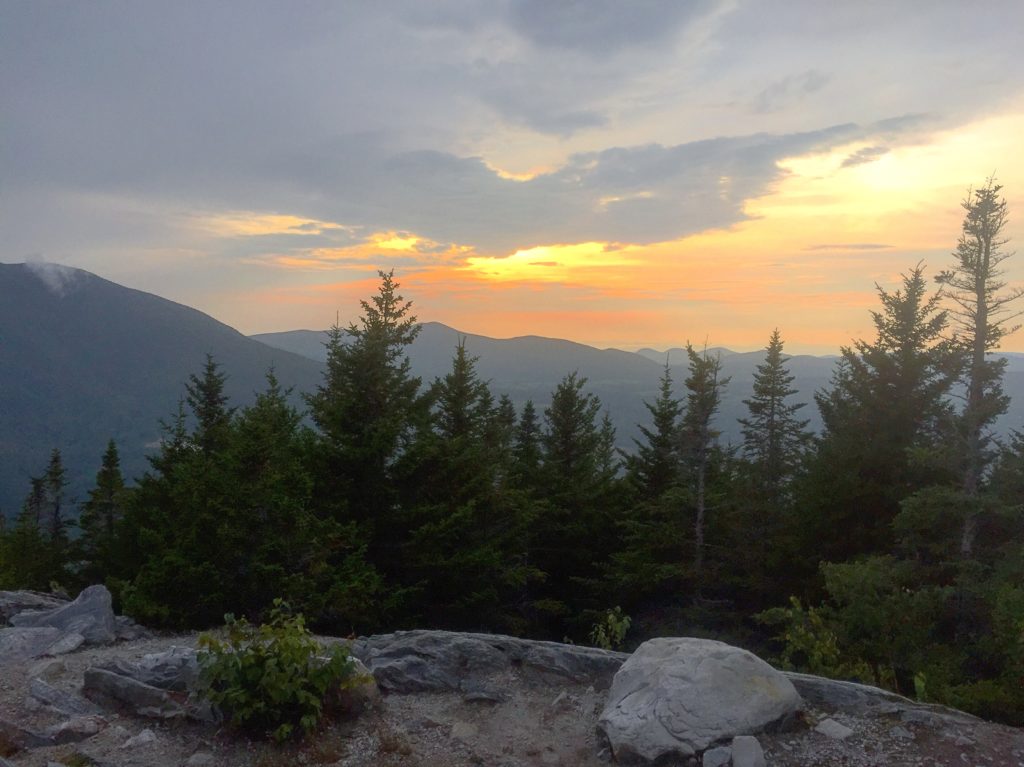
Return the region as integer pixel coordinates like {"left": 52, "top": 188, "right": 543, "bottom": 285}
{"left": 4, "top": 2, "right": 1023, "bottom": 354}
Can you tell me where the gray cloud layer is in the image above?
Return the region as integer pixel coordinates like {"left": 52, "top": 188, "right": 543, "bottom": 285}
{"left": 2, "top": 1, "right": 1022, "bottom": 268}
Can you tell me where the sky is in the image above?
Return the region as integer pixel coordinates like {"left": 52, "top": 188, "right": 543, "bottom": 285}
{"left": 3, "top": 1, "right": 1024, "bottom": 354}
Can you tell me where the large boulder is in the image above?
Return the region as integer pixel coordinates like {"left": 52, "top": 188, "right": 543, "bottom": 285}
{"left": 350, "top": 630, "right": 627, "bottom": 693}
{"left": 9, "top": 585, "right": 116, "bottom": 644}
{"left": 599, "top": 637, "right": 802, "bottom": 763}
{"left": 83, "top": 667, "right": 186, "bottom": 720}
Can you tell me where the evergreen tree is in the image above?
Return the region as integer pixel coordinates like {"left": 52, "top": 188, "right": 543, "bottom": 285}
{"left": 407, "top": 344, "right": 537, "bottom": 630}
{"left": 936, "top": 180, "right": 1023, "bottom": 557}
{"left": 79, "top": 439, "right": 129, "bottom": 586}
{"left": 512, "top": 400, "right": 542, "bottom": 486}
{"left": 627, "top": 363, "right": 683, "bottom": 501}
{"left": 186, "top": 354, "right": 235, "bottom": 456}
{"left": 680, "top": 344, "right": 729, "bottom": 596}
{"left": 802, "top": 265, "right": 955, "bottom": 564}
{"left": 306, "top": 270, "right": 428, "bottom": 596}
{"left": 532, "top": 373, "right": 620, "bottom": 637}
{"left": 739, "top": 330, "right": 811, "bottom": 501}
{"left": 611, "top": 363, "right": 688, "bottom": 622}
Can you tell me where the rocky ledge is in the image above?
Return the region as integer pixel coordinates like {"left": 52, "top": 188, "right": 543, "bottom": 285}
{"left": 1, "top": 589, "right": 1022, "bottom": 767}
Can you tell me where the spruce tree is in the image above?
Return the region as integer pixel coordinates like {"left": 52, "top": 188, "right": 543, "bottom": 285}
{"left": 680, "top": 344, "right": 729, "bottom": 596}
{"left": 306, "top": 270, "right": 427, "bottom": 611}
{"left": 803, "top": 265, "right": 956, "bottom": 564}
{"left": 79, "top": 439, "right": 128, "bottom": 585}
{"left": 739, "top": 330, "right": 811, "bottom": 501}
{"left": 532, "top": 373, "right": 620, "bottom": 637}
{"left": 936, "top": 180, "right": 1023, "bottom": 557}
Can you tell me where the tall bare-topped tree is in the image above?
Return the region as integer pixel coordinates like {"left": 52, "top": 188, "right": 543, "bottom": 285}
{"left": 681, "top": 344, "right": 729, "bottom": 595}
{"left": 936, "top": 179, "right": 1023, "bottom": 557}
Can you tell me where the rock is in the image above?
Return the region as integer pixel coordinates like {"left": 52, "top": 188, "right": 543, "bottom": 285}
{"left": 114, "top": 615, "right": 150, "bottom": 641}
{"left": 121, "top": 728, "right": 157, "bottom": 749}
{"left": 43, "top": 631, "right": 86, "bottom": 656}
{"left": 44, "top": 715, "right": 107, "bottom": 745}
{"left": 0, "top": 626, "right": 61, "bottom": 663}
{"left": 0, "top": 590, "right": 67, "bottom": 623}
{"left": 702, "top": 745, "right": 732, "bottom": 767}
{"left": 185, "top": 751, "right": 216, "bottom": 766}
{"left": 331, "top": 657, "right": 381, "bottom": 716}
{"left": 0, "top": 714, "right": 54, "bottom": 748}
{"left": 599, "top": 637, "right": 802, "bottom": 763}
{"left": 28, "top": 657, "right": 67, "bottom": 681}
{"left": 29, "top": 678, "right": 105, "bottom": 717}
{"left": 889, "top": 725, "right": 915, "bottom": 740}
{"left": 83, "top": 667, "right": 185, "bottom": 719}
{"left": 731, "top": 735, "right": 766, "bottom": 767}
{"left": 815, "top": 718, "right": 854, "bottom": 740}
{"left": 10, "top": 586, "right": 116, "bottom": 645}
{"left": 350, "top": 630, "right": 627, "bottom": 693}
{"left": 95, "top": 646, "right": 198, "bottom": 691}
{"left": 463, "top": 690, "right": 505, "bottom": 704}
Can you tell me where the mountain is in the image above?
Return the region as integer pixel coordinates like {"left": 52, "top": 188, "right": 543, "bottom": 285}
{"left": 0, "top": 263, "right": 324, "bottom": 517}
{"left": 252, "top": 324, "right": 838, "bottom": 448}
{"left": 7, "top": 263, "right": 1024, "bottom": 517}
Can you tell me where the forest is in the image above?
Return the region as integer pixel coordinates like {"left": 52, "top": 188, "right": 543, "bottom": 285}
{"left": 1, "top": 181, "right": 1022, "bottom": 725}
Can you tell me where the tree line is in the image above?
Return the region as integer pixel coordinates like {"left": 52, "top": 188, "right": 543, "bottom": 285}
{"left": 1, "top": 180, "right": 1022, "bottom": 724}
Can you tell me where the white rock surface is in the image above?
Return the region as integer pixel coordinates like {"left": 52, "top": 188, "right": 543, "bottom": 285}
{"left": 815, "top": 717, "right": 854, "bottom": 740}
{"left": 731, "top": 735, "right": 766, "bottom": 767}
{"left": 10, "top": 585, "right": 116, "bottom": 645}
{"left": 702, "top": 745, "right": 732, "bottom": 766}
{"left": 598, "top": 637, "right": 802, "bottom": 762}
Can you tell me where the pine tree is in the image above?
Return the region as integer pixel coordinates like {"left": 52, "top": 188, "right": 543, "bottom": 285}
{"left": 532, "top": 373, "right": 620, "bottom": 636}
{"left": 627, "top": 363, "right": 683, "bottom": 501}
{"left": 739, "top": 330, "right": 811, "bottom": 501}
{"left": 803, "top": 265, "right": 955, "bottom": 564}
{"left": 512, "top": 400, "right": 542, "bottom": 486}
{"left": 407, "top": 344, "right": 537, "bottom": 630}
{"left": 936, "top": 180, "right": 1023, "bottom": 557}
{"left": 186, "top": 354, "right": 235, "bottom": 456}
{"left": 680, "top": 344, "right": 729, "bottom": 596}
{"left": 306, "top": 270, "right": 428, "bottom": 610}
{"left": 79, "top": 439, "right": 128, "bottom": 585}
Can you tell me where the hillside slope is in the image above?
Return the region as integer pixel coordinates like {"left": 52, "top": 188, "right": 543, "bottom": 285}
{"left": 0, "top": 263, "right": 323, "bottom": 516}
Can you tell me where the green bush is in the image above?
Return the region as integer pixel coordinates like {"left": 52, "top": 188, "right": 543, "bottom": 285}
{"left": 197, "top": 600, "right": 356, "bottom": 742}
{"left": 590, "top": 606, "right": 631, "bottom": 651}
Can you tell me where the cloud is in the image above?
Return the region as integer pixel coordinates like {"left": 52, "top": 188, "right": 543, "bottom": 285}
{"left": 507, "top": 0, "right": 718, "bottom": 55}
{"left": 804, "top": 243, "right": 893, "bottom": 251}
{"left": 753, "top": 70, "right": 830, "bottom": 113}
{"left": 25, "top": 259, "right": 82, "bottom": 297}
{"left": 841, "top": 145, "right": 890, "bottom": 167}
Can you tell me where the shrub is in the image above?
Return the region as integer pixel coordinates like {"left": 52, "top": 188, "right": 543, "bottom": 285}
{"left": 197, "top": 600, "right": 356, "bottom": 742}
{"left": 590, "top": 606, "right": 631, "bottom": 651}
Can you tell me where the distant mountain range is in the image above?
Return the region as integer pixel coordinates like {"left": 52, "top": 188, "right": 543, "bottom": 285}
{"left": 5, "top": 262, "right": 1024, "bottom": 518}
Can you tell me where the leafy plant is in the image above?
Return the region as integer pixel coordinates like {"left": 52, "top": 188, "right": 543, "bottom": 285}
{"left": 197, "top": 600, "right": 356, "bottom": 742}
{"left": 590, "top": 606, "right": 631, "bottom": 651}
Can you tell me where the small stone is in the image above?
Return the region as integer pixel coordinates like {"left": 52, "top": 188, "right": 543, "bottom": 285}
{"left": 954, "top": 734, "right": 975, "bottom": 747}
{"left": 815, "top": 717, "right": 854, "bottom": 740}
{"left": 109, "top": 724, "right": 130, "bottom": 739}
{"left": 122, "top": 728, "right": 157, "bottom": 748}
{"left": 450, "top": 721, "right": 479, "bottom": 744}
{"left": 703, "top": 745, "right": 732, "bottom": 767}
{"left": 463, "top": 689, "right": 505, "bottom": 704}
{"left": 185, "top": 752, "right": 216, "bottom": 766}
{"left": 45, "top": 715, "right": 107, "bottom": 744}
{"left": 731, "top": 735, "right": 766, "bottom": 767}
{"left": 890, "top": 725, "right": 914, "bottom": 740}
